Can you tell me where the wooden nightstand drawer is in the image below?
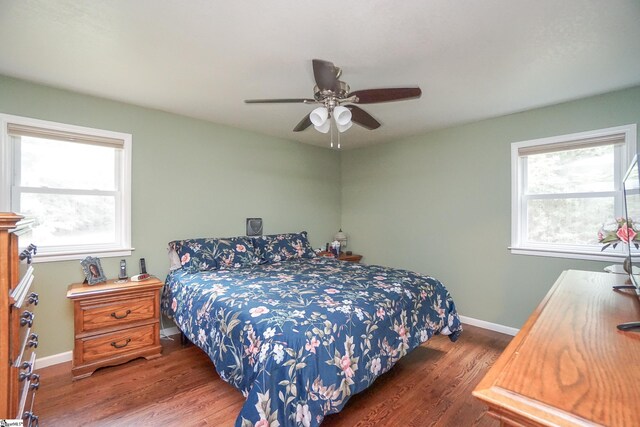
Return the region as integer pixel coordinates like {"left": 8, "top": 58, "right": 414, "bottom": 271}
{"left": 79, "top": 293, "right": 157, "bottom": 333}
{"left": 78, "top": 324, "right": 158, "bottom": 364}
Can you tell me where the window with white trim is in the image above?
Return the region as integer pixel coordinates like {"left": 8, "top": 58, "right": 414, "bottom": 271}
{"left": 0, "top": 114, "right": 132, "bottom": 262}
{"left": 511, "top": 124, "right": 637, "bottom": 260}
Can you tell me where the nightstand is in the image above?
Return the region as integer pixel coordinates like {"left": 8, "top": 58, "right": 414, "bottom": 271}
{"left": 339, "top": 252, "right": 363, "bottom": 263}
{"left": 318, "top": 251, "right": 363, "bottom": 263}
{"left": 66, "top": 277, "right": 164, "bottom": 380}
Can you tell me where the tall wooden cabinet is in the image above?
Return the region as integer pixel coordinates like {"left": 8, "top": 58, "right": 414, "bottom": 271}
{"left": 1, "top": 213, "right": 39, "bottom": 425}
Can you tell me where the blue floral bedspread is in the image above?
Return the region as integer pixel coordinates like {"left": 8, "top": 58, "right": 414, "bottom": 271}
{"left": 161, "top": 257, "right": 462, "bottom": 427}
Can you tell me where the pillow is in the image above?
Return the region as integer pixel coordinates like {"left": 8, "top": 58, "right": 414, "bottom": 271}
{"left": 167, "top": 246, "right": 182, "bottom": 271}
{"left": 253, "top": 231, "right": 316, "bottom": 264}
{"left": 169, "top": 238, "right": 219, "bottom": 272}
{"left": 169, "top": 236, "right": 261, "bottom": 272}
{"left": 214, "top": 236, "right": 261, "bottom": 270}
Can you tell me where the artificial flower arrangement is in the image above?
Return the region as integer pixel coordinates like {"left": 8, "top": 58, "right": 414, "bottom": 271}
{"left": 598, "top": 218, "right": 640, "bottom": 250}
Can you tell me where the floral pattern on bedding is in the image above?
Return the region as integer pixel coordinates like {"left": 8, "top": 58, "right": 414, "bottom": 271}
{"left": 253, "top": 231, "right": 316, "bottom": 263}
{"left": 162, "top": 257, "right": 462, "bottom": 427}
{"left": 170, "top": 236, "right": 260, "bottom": 272}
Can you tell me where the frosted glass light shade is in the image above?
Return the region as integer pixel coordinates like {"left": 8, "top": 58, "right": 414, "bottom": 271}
{"left": 333, "top": 106, "right": 352, "bottom": 126}
{"left": 314, "top": 120, "right": 331, "bottom": 133}
{"left": 336, "top": 121, "right": 352, "bottom": 133}
{"left": 310, "top": 107, "right": 329, "bottom": 126}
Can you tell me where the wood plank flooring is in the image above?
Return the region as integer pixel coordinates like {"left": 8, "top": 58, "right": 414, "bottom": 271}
{"left": 33, "top": 325, "right": 511, "bottom": 426}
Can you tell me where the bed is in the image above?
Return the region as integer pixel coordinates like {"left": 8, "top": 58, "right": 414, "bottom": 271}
{"left": 161, "top": 233, "right": 462, "bottom": 427}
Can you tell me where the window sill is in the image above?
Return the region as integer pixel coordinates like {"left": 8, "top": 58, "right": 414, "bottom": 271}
{"left": 31, "top": 247, "right": 135, "bottom": 263}
{"left": 509, "top": 246, "right": 625, "bottom": 263}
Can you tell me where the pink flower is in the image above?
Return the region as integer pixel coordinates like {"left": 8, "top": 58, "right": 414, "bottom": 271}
{"left": 236, "top": 244, "right": 246, "bottom": 252}
{"left": 255, "top": 420, "right": 269, "bottom": 427}
{"left": 325, "top": 288, "right": 340, "bottom": 294}
{"left": 249, "top": 306, "right": 270, "bottom": 317}
{"left": 617, "top": 223, "right": 637, "bottom": 243}
{"left": 398, "top": 325, "right": 407, "bottom": 338}
{"left": 340, "top": 355, "right": 354, "bottom": 378}
{"left": 180, "top": 253, "right": 190, "bottom": 265}
{"left": 305, "top": 336, "right": 320, "bottom": 354}
{"left": 376, "top": 307, "right": 385, "bottom": 319}
{"left": 171, "top": 298, "right": 177, "bottom": 311}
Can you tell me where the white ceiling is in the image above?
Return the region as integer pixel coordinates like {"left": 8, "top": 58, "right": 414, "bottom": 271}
{"left": 0, "top": 1, "right": 639, "bottom": 149}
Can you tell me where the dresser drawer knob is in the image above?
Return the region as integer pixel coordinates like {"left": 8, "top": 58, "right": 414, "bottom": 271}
{"left": 28, "top": 292, "right": 39, "bottom": 306}
{"left": 28, "top": 333, "right": 39, "bottom": 348}
{"left": 20, "top": 311, "right": 34, "bottom": 327}
{"left": 30, "top": 373, "right": 40, "bottom": 390}
{"left": 19, "top": 244, "right": 37, "bottom": 264}
{"left": 111, "top": 338, "right": 131, "bottom": 349}
{"left": 110, "top": 309, "right": 132, "bottom": 319}
{"left": 23, "top": 411, "right": 39, "bottom": 427}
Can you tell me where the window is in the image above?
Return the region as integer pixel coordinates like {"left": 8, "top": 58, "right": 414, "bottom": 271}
{"left": 511, "top": 124, "right": 637, "bottom": 260}
{"left": 0, "top": 114, "right": 132, "bottom": 262}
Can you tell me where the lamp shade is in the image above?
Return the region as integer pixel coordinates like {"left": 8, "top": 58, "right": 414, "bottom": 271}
{"left": 334, "top": 229, "right": 347, "bottom": 249}
{"left": 336, "top": 121, "right": 352, "bottom": 133}
{"left": 333, "top": 106, "right": 352, "bottom": 126}
{"left": 314, "top": 120, "right": 331, "bottom": 133}
{"left": 310, "top": 107, "right": 329, "bottom": 126}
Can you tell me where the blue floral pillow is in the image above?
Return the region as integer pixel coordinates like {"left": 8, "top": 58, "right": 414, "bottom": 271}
{"left": 253, "top": 231, "right": 316, "bottom": 264}
{"left": 214, "top": 237, "right": 261, "bottom": 270}
{"left": 169, "top": 238, "right": 218, "bottom": 272}
{"left": 170, "top": 237, "right": 261, "bottom": 272}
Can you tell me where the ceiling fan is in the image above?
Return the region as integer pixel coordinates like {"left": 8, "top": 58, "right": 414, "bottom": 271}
{"left": 244, "top": 59, "right": 422, "bottom": 133}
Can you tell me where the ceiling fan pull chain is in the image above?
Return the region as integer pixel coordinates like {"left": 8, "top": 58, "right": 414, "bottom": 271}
{"left": 330, "top": 119, "right": 334, "bottom": 148}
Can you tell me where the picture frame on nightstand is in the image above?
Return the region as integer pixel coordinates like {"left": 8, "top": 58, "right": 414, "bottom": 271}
{"left": 80, "top": 256, "right": 107, "bottom": 285}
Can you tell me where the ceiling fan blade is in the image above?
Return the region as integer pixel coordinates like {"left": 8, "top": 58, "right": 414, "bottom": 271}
{"left": 312, "top": 59, "right": 339, "bottom": 92}
{"left": 350, "top": 87, "right": 422, "bottom": 104}
{"left": 348, "top": 105, "right": 381, "bottom": 130}
{"left": 245, "top": 98, "right": 315, "bottom": 104}
{"left": 293, "top": 114, "right": 312, "bottom": 132}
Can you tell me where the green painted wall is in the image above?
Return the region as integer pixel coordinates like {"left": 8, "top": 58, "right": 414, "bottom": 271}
{"left": 0, "top": 75, "right": 341, "bottom": 358}
{"left": 341, "top": 86, "right": 640, "bottom": 329}
{"left": 3, "top": 72, "right": 639, "bottom": 358}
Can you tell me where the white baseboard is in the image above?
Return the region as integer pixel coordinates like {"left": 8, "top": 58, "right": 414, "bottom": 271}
{"left": 36, "top": 350, "right": 72, "bottom": 369}
{"left": 35, "top": 326, "right": 181, "bottom": 369}
{"left": 459, "top": 315, "right": 519, "bottom": 336}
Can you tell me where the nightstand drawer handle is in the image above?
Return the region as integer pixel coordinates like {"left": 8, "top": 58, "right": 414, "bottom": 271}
{"left": 111, "top": 309, "right": 131, "bottom": 319}
{"left": 111, "top": 338, "right": 131, "bottom": 349}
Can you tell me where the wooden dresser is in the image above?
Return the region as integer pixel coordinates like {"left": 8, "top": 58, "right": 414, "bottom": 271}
{"left": 66, "top": 277, "right": 164, "bottom": 380}
{"left": 473, "top": 270, "right": 640, "bottom": 426}
{"left": 1, "top": 213, "right": 39, "bottom": 425}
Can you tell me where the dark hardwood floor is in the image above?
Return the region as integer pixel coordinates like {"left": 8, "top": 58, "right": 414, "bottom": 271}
{"left": 34, "top": 325, "right": 510, "bottom": 426}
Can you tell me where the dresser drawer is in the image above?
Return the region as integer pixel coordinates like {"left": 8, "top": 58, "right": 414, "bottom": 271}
{"left": 17, "top": 351, "right": 39, "bottom": 423}
{"left": 77, "top": 324, "right": 158, "bottom": 364}
{"left": 78, "top": 292, "right": 157, "bottom": 333}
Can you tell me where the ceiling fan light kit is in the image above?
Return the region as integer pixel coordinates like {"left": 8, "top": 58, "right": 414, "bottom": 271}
{"left": 314, "top": 119, "right": 331, "bottom": 134}
{"left": 245, "top": 59, "right": 422, "bottom": 148}
{"left": 333, "top": 105, "right": 352, "bottom": 126}
{"left": 310, "top": 107, "right": 329, "bottom": 127}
